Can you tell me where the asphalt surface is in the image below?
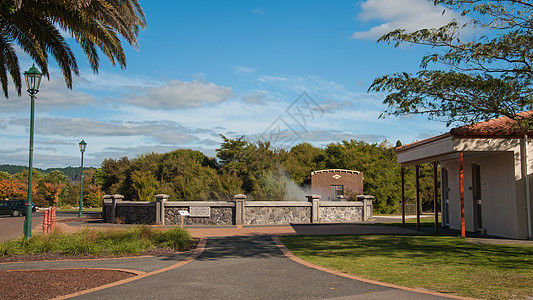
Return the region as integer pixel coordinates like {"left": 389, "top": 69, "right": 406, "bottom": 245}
{"left": 0, "top": 212, "right": 43, "bottom": 241}
{"left": 0, "top": 215, "right": 467, "bottom": 299}
{"left": 69, "top": 236, "right": 451, "bottom": 300}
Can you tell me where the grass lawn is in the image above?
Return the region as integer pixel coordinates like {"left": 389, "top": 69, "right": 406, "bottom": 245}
{"left": 280, "top": 234, "right": 533, "bottom": 300}
{"left": 369, "top": 215, "right": 439, "bottom": 227}
{"left": 55, "top": 207, "right": 102, "bottom": 212}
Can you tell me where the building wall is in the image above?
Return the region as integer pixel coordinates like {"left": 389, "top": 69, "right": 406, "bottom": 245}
{"left": 311, "top": 169, "right": 363, "bottom": 200}
{"left": 400, "top": 136, "right": 533, "bottom": 239}
{"left": 441, "top": 151, "right": 522, "bottom": 238}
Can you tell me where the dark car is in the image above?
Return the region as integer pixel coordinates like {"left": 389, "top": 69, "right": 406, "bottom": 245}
{"left": 0, "top": 199, "right": 36, "bottom": 217}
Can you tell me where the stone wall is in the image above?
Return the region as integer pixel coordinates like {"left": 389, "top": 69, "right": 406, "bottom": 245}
{"left": 116, "top": 203, "right": 156, "bottom": 224}
{"left": 164, "top": 202, "right": 235, "bottom": 225}
{"left": 319, "top": 205, "right": 362, "bottom": 223}
{"left": 245, "top": 202, "right": 311, "bottom": 225}
{"left": 101, "top": 194, "right": 373, "bottom": 226}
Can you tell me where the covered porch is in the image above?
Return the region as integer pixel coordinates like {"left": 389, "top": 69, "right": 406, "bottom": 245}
{"left": 396, "top": 128, "right": 533, "bottom": 240}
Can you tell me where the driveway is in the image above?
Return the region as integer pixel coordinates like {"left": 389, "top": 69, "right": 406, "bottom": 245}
{"left": 0, "top": 218, "right": 464, "bottom": 299}
{"left": 67, "top": 236, "right": 453, "bottom": 300}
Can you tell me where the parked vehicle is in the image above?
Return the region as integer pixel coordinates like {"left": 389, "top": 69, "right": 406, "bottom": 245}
{"left": 0, "top": 199, "right": 36, "bottom": 217}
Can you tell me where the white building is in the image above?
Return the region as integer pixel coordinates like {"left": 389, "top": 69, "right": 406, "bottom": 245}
{"left": 396, "top": 112, "right": 533, "bottom": 240}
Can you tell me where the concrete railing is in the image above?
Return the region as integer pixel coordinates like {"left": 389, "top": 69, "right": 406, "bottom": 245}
{"left": 102, "top": 194, "right": 373, "bottom": 226}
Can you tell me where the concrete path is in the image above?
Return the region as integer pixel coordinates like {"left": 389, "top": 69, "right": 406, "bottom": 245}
{"left": 68, "top": 236, "right": 454, "bottom": 300}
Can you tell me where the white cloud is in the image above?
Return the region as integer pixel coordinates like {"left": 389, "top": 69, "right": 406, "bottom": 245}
{"left": 233, "top": 66, "right": 257, "bottom": 74}
{"left": 242, "top": 91, "right": 272, "bottom": 105}
{"left": 0, "top": 75, "right": 96, "bottom": 112}
{"left": 123, "top": 80, "right": 234, "bottom": 109}
{"left": 77, "top": 72, "right": 163, "bottom": 90}
{"left": 352, "top": 0, "right": 465, "bottom": 40}
{"left": 9, "top": 118, "right": 206, "bottom": 145}
{"left": 258, "top": 74, "right": 346, "bottom": 96}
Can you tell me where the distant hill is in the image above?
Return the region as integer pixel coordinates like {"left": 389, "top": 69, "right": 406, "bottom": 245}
{"left": 0, "top": 164, "right": 93, "bottom": 181}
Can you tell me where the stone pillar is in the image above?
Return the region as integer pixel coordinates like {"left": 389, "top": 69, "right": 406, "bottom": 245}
{"left": 307, "top": 195, "right": 321, "bottom": 223}
{"left": 356, "top": 195, "right": 374, "bottom": 221}
{"left": 234, "top": 194, "right": 246, "bottom": 225}
{"left": 102, "top": 195, "right": 112, "bottom": 222}
{"left": 110, "top": 194, "right": 124, "bottom": 223}
{"left": 155, "top": 194, "right": 169, "bottom": 225}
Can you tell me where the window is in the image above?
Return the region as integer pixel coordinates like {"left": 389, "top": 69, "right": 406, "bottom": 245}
{"left": 331, "top": 185, "right": 344, "bottom": 201}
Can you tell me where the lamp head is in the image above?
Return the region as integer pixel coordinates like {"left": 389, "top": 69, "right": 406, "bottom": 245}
{"left": 24, "top": 64, "right": 43, "bottom": 94}
{"left": 79, "top": 139, "right": 87, "bottom": 153}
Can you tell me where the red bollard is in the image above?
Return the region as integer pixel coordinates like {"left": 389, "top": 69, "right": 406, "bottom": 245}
{"left": 51, "top": 206, "right": 56, "bottom": 230}
{"left": 43, "top": 209, "right": 49, "bottom": 234}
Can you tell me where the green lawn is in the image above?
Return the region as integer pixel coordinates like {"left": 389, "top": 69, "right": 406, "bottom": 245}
{"left": 369, "top": 215, "right": 439, "bottom": 227}
{"left": 280, "top": 235, "right": 533, "bottom": 300}
{"left": 54, "top": 207, "right": 102, "bottom": 212}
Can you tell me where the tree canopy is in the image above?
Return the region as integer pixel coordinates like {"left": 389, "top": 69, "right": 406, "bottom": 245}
{"left": 98, "top": 137, "right": 436, "bottom": 214}
{"left": 0, "top": 0, "right": 146, "bottom": 97}
{"left": 369, "top": 0, "right": 533, "bottom": 126}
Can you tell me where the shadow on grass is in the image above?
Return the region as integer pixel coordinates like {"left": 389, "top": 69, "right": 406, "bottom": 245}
{"left": 280, "top": 234, "right": 533, "bottom": 270}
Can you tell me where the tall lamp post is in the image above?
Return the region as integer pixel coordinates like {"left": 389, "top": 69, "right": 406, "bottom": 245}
{"left": 78, "top": 140, "right": 87, "bottom": 218}
{"left": 23, "top": 65, "right": 43, "bottom": 239}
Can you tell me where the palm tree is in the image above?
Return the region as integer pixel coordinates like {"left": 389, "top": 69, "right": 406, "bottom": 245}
{"left": 0, "top": 0, "right": 146, "bottom": 97}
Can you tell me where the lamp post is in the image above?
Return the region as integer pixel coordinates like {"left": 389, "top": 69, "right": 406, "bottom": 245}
{"left": 23, "top": 65, "right": 43, "bottom": 239}
{"left": 78, "top": 140, "right": 87, "bottom": 218}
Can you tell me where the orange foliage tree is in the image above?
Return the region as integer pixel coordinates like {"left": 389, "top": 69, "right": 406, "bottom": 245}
{"left": 39, "top": 182, "right": 65, "bottom": 206}
{"left": 0, "top": 179, "right": 27, "bottom": 199}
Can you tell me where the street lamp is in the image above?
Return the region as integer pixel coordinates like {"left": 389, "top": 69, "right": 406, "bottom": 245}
{"left": 78, "top": 139, "right": 87, "bottom": 218}
{"left": 23, "top": 65, "right": 43, "bottom": 239}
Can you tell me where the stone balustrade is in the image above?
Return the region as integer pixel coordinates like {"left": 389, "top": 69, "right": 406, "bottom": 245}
{"left": 101, "top": 194, "right": 373, "bottom": 226}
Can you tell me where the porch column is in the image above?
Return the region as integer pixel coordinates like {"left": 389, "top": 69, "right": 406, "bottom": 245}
{"left": 416, "top": 164, "right": 420, "bottom": 231}
{"left": 459, "top": 151, "right": 465, "bottom": 237}
{"left": 401, "top": 167, "right": 405, "bottom": 227}
{"left": 433, "top": 161, "right": 439, "bottom": 233}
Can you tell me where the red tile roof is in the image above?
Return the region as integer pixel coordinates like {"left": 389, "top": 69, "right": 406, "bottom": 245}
{"left": 395, "top": 111, "right": 533, "bottom": 152}
{"left": 450, "top": 111, "right": 533, "bottom": 138}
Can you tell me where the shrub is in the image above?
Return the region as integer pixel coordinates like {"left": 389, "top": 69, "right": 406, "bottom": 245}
{"left": 155, "top": 227, "right": 192, "bottom": 250}
{"left": 62, "top": 229, "right": 100, "bottom": 256}
{"left": 0, "top": 239, "right": 23, "bottom": 256}
{"left": 25, "top": 233, "right": 59, "bottom": 254}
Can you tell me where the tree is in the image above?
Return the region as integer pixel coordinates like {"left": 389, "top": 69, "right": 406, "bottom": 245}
{"left": 44, "top": 170, "right": 66, "bottom": 184}
{"left": 101, "top": 156, "right": 132, "bottom": 195}
{"left": 0, "top": 178, "right": 26, "bottom": 198}
{"left": 38, "top": 182, "right": 64, "bottom": 206}
{"left": 0, "top": 0, "right": 146, "bottom": 97}
{"left": 131, "top": 170, "right": 158, "bottom": 201}
{"left": 280, "top": 142, "right": 326, "bottom": 185}
{"left": 369, "top": 1, "right": 533, "bottom": 126}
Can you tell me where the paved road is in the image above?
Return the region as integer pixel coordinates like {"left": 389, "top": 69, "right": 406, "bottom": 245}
{"left": 0, "top": 212, "right": 43, "bottom": 241}
{"left": 0, "top": 211, "right": 101, "bottom": 242}
{"left": 70, "top": 236, "right": 451, "bottom": 300}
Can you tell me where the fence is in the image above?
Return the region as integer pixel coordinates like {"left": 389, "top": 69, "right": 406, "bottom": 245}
{"left": 102, "top": 194, "right": 374, "bottom": 226}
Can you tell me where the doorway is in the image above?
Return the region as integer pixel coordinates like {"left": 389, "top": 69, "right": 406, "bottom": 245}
{"left": 442, "top": 167, "right": 450, "bottom": 226}
{"left": 472, "top": 164, "right": 483, "bottom": 230}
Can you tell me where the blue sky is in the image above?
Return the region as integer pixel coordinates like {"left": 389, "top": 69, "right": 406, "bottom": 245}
{"left": 0, "top": 0, "right": 467, "bottom": 168}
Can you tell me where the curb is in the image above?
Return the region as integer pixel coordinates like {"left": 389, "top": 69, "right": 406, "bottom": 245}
{"left": 53, "top": 238, "right": 208, "bottom": 299}
{"left": 1, "top": 267, "right": 145, "bottom": 276}
{"left": 271, "top": 236, "right": 476, "bottom": 300}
